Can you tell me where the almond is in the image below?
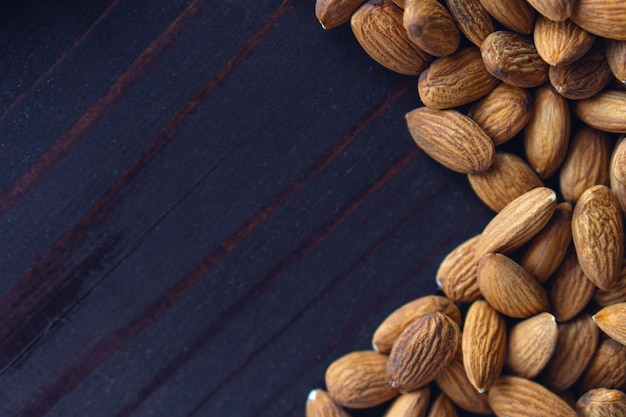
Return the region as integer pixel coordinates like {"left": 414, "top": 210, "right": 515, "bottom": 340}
{"left": 477, "top": 0, "right": 535, "bottom": 35}
{"left": 435, "top": 353, "right": 492, "bottom": 415}
{"left": 577, "top": 388, "right": 626, "bottom": 417}
{"left": 403, "top": 0, "right": 460, "bottom": 57}
{"left": 444, "top": 0, "right": 495, "bottom": 47}
{"left": 611, "top": 136, "right": 626, "bottom": 213}
{"left": 506, "top": 312, "right": 558, "bottom": 379}
{"left": 306, "top": 389, "right": 352, "bottom": 417}
{"left": 593, "top": 302, "right": 626, "bottom": 346}
{"left": 577, "top": 338, "right": 626, "bottom": 393}
{"left": 571, "top": 0, "right": 626, "bottom": 40}
{"left": 606, "top": 39, "right": 626, "bottom": 83}
{"left": 426, "top": 394, "right": 458, "bottom": 417}
{"left": 594, "top": 260, "right": 626, "bottom": 307}
{"left": 549, "top": 249, "right": 596, "bottom": 322}
{"left": 573, "top": 90, "right": 626, "bottom": 133}
{"left": 316, "top": 0, "right": 367, "bottom": 29}
{"left": 436, "top": 235, "right": 482, "bottom": 303}
{"left": 384, "top": 385, "right": 430, "bottom": 417}
{"left": 534, "top": 16, "right": 595, "bottom": 66}
{"left": 525, "top": 0, "right": 574, "bottom": 21}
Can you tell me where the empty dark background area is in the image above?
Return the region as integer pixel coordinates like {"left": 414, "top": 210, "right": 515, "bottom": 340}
{"left": 0, "top": 0, "right": 493, "bottom": 416}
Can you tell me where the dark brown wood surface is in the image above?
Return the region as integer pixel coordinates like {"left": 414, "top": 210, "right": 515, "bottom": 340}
{"left": 0, "top": 1, "right": 492, "bottom": 415}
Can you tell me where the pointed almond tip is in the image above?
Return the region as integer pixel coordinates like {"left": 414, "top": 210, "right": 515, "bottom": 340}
{"left": 372, "top": 339, "right": 379, "bottom": 352}
{"left": 435, "top": 276, "right": 443, "bottom": 289}
{"left": 316, "top": 17, "right": 327, "bottom": 29}
{"left": 307, "top": 389, "right": 318, "bottom": 404}
{"left": 549, "top": 191, "right": 556, "bottom": 202}
{"left": 548, "top": 313, "right": 557, "bottom": 324}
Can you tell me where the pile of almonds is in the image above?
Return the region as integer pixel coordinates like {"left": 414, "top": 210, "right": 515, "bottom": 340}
{"left": 307, "top": 0, "right": 626, "bottom": 416}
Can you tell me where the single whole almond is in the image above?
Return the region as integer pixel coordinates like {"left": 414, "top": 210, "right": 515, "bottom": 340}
{"left": 315, "top": 0, "right": 367, "bottom": 29}
{"left": 606, "top": 39, "right": 626, "bottom": 83}
{"left": 506, "top": 312, "right": 558, "bottom": 379}
{"left": 383, "top": 385, "right": 430, "bottom": 417}
{"left": 436, "top": 234, "right": 482, "bottom": 303}
{"left": 573, "top": 90, "right": 626, "bottom": 133}
{"left": 577, "top": 338, "right": 626, "bottom": 393}
{"left": 593, "top": 303, "right": 626, "bottom": 346}
{"left": 525, "top": 0, "right": 573, "bottom": 21}
{"left": 477, "top": 0, "right": 535, "bottom": 35}
{"left": 306, "top": 389, "right": 352, "bottom": 417}
{"left": 577, "top": 388, "right": 626, "bottom": 417}
{"left": 387, "top": 312, "right": 460, "bottom": 392}
{"left": 594, "top": 260, "right": 626, "bottom": 307}
{"left": 444, "top": 0, "right": 495, "bottom": 47}
{"left": 571, "top": 0, "right": 626, "bottom": 40}
{"left": 572, "top": 184, "right": 624, "bottom": 290}
{"left": 403, "top": 0, "right": 460, "bottom": 57}
{"left": 427, "top": 394, "right": 458, "bottom": 417}
{"left": 534, "top": 16, "right": 595, "bottom": 66}
{"left": 405, "top": 107, "right": 495, "bottom": 174}
{"left": 610, "top": 136, "right": 626, "bottom": 213}
{"left": 435, "top": 354, "right": 492, "bottom": 415}
{"left": 549, "top": 249, "right": 596, "bottom": 322}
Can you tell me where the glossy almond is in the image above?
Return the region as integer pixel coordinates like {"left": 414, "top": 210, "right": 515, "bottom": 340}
{"left": 372, "top": 295, "right": 462, "bottom": 354}
{"left": 573, "top": 90, "right": 626, "bottom": 133}
{"left": 387, "top": 312, "right": 460, "bottom": 392}
{"left": 577, "top": 388, "right": 626, "bottom": 417}
{"left": 427, "top": 394, "right": 458, "bottom": 417}
{"left": 534, "top": 16, "right": 595, "bottom": 66}
{"left": 526, "top": 0, "right": 573, "bottom": 21}
{"left": 418, "top": 47, "right": 499, "bottom": 109}
{"left": 316, "top": 0, "right": 367, "bottom": 29}
{"left": 506, "top": 312, "right": 558, "bottom": 378}
{"left": 606, "top": 39, "right": 626, "bottom": 83}
{"left": 403, "top": 0, "right": 460, "bottom": 57}
{"left": 384, "top": 386, "right": 430, "bottom": 417}
{"left": 610, "top": 136, "right": 626, "bottom": 213}
{"left": 406, "top": 107, "right": 495, "bottom": 174}
{"left": 572, "top": 185, "right": 624, "bottom": 290}
{"left": 477, "top": 0, "right": 535, "bottom": 35}
{"left": 549, "top": 249, "right": 595, "bottom": 322}
{"left": 578, "top": 338, "right": 626, "bottom": 393}
{"left": 351, "top": 0, "right": 433, "bottom": 75}
{"left": 594, "top": 260, "right": 626, "bottom": 306}
{"left": 307, "top": 389, "right": 352, "bottom": 417}
{"left": 326, "top": 350, "right": 398, "bottom": 408}
{"left": 593, "top": 303, "right": 626, "bottom": 346}
{"left": 444, "top": 0, "right": 495, "bottom": 47}
{"left": 436, "top": 235, "right": 482, "bottom": 303}
{"left": 435, "top": 354, "right": 492, "bottom": 415}
{"left": 571, "top": 0, "right": 626, "bottom": 40}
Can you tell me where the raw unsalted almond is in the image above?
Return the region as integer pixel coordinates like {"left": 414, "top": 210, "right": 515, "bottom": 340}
{"left": 571, "top": 0, "right": 626, "bottom": 40}
{"left": 594, "top": 260, "right": 626, "bottom": 307}
{"left": 577, "top": 338, "right": 626, "bottom": 393}
{"left": 418, "top": 47, "right": 499, "bottom": 109}
{"left": 549, "top": 249, "right": 596, "bottom": 322}
{"left": 315, "top": 0, "right": 367, "bottom": 29}
{"left": 480, "top": 31, "right": 548, "bottom": 88}
{"left": 506, "top": 312, "right": 558, "bottom": 379}
{"left": 383, "top": 385, "right": 430, "bottom": 417}
{"left": 573, "top": 90, "right": 626, "bottom": 133}
{"left": 525, "top": 0, "right": 573, "bottom": 21}
{"left": 477, "top": 0, "right": 535, "bottom": 35}
{"left": 488, "top": 376, "right": 578, "bottom": 417}
{"left": 542, "top": 314, "right": 599, "bottom": 393}
{"left": 606, "top": 39, "right": 626, "bottom": 83}
{"left": 325, "top": 350, "right": 398, "bottom": 408}
{"left": 444, "top": 0, "right": 495, "bottom": 47}
{"left": 477, "top": 253, "right": 549, "bottom": 318}
{"left": 435, "top": 354, "right": 492, "bottom": 415}
{"left": 534, "top": 16, "right": 595, "bottom": 66}
{"left": 593, "top": 303, "right": 626, "bottom": 346}
{"left": 403, "top": 0, "right": 460, "bottom": 57}
{"left": 559, "top": 127, "right": 611, "bottom": 204}
{"left": 477, "top": 187, "right": 557, "bottom": 255}
{"left": 519, "top": 202, "right": 572, "bottom": 283}
{"left": 350, "top": 0, "right": 433, "bottom": 75}
{"left": 387, "top": 312, "right": 460, "bottom": 392}
{"left": 572, "top": 185, "right": 624, "bottom": 290}
{"left": 405, "top": 107, "right": 495, "bottom": 174}
{"left": 611, "top": 136, "right": 626, "bottom": 213}
{"left": 467, "top": 84, "right": 533, "bottom": 146}
{"left": 462, "top": 300, "right": 507, "bottom": 392}
{"left": 577, "top": 388, "right": 626, "bottom": 417}
{"left": 436, "top": 234, "right": 482, "bottom": 303}
{"left": 306, "top": 389, "right": 352, "bottom": 417}
{"left": 427, "top": 394, "right": 458, "bottom": 417}
{"left": 372, "top": 295, "right": 462, "bottom": 354}
{"left": 524, "top": 84, "right": 571, "bottom": 179}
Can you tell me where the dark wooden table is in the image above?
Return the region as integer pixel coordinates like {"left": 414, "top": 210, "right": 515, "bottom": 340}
{"left": 0, "top": 1, "right": 493, "bottom": 415}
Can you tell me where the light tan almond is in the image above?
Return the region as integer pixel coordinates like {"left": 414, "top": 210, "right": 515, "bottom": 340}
{"left": 427, "top": 394, "right": 458, "bottom": 417}
{"left": 593, "top": 303, "right": 626, "bottom": 346}
{"left": 436, "top": 235, "right": 482, "bottom": 303}
{"left": 578, "top": 338, "right": 626, "bottom": 393}
{"left": 572, "top": 184, "right": 624, "bottom": 290}
{"left": 542, "top": 314, "right": 599, "bottom": 392}
{"left": 372, "top": 295, "right": 462, "bottom": 354}
{"left": 418, "top": 47, "right": 499, "bottom": 109}
{"left": 524, "top": 83, "right": 570, "bottom": 179}
{"left": 435, "top": 354, "right": 492, "bottom": 415}
{"left": 477, "top": 253, "right": 550, "bottom": 318}
{"left": 477, "top": 0, "right": 535, "bottom": 35}
{"left": 506, "top": 312, "right": 558, "bottom": 379}
{"left": 534, "top": 17, "right": 595, "bottom": 66}
{"left": 462, "top": 300, "right": 507, "bottom": 392}
{"left": 571, "top": 0, "right": 626, "bottom": 40}
{"left": 573, "top": 90, "right": 626, "bottom": 133}
{"left": 488, "top": 376, "right": 578, "bottom": 417}
{"left": 481, "top": 31, "right": 548, "bottom": 88}
{"left": 550, "top": 249, "right": 596, "bottom": 322}
{"left": 384, "top": 385, "right": 430, "bottom": 417}
{"left": 477, "top": 187, "right": 557, "bottom": 255}
{"left": 325, "top": 350, "right": 398, "bottom": 408}
{"left": 559, "top": 127, "right": 612, "bottom": 204}
{"left": 610, "top": 136, "right": 626, "bottom": 213}
{"left": 594, "top": 260, "right": 626, "bottom": 306}
{"left": 526, "top": 0, "right": 573, "bottom": 21}
{"left": 468, "top": 84, "right": 533, "bottom": 146}
{"left": 387, "top": 312, "right": 460, "bottom": 392}
{"left": 403, "top": 0, "right": 460, "bottom": 57}
{"left": 350, "top": 0, "right": 433, "bottom": 75}
{"left": 444, "top": 0, "right": 495, "bottom": 47}
{"left": 315, "top": 0, "right": 367, "bottom": 29}
{"left": 520, "top": 202, "right": 572, "bottom": 283}
{"left": 607, "top": 39, "right": 626, "bottom": 83}
{"left": 405, "top": 107, "right": 495, "bottom": 174}
{"left": 577, "top": 388, "right": 626, "bottom": 417}
{"left": 307, "top": 389, "right": 352, "bottom": 417}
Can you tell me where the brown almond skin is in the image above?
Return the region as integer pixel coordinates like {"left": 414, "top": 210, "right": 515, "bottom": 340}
{"left": 405, "top": 107, "right": 495, "bottom": 174}
{"left": 325, "top": 350, "right": 398, "bottom": 408}
{"left": 315, "top": 0, "right": 367, "bottom": 29}
{"left": 306, "top": 389, "right": 352, "bottom": 417}
{"left": 610, "top": 136, "right": 626, "bottom": 213}
{"left": 372, "top": 295, "right": 462, "bottom": 354}
{"left": 524, "top": 84, "right": 570, "bottom": 179}
{"left": 593, "top": 303, "right": 626, "bottom": 346}
{"left": 435, "top": 354, "right": 492, "bottom": 415}
{"left": 526, "top": 0, "right": 573, "bottom": 21}
{"left": 573, "top": 90, "right": 626, "bottom": 134}
{"left": 481, "top": 31, "right": 548, "bottom": 88}
{"left": 594, "top": 260, "right": 626, "bottom": 307}
{"left": 418, "top": 47, "right": 499, "bottom": 109}
{"left": 571, "top": 0, "right": 626, "bottom": 40}
{"left": 506, "top": 312, "right": 558, "bottom": 379}
{"left": 559, "top": 127, "right": 611, "bottom": 204}
{"left": 462, "top": 300, "right": 507, "bottom": 392}
{"left": 607, "top": 39, "right": 626, "bottom": 83}
{"left": 445, "top": 0, "right": 495, "bottom": 47}
{"left": 403, "top": 0, "right": 460, "bottom": 57}
{"left": 572, "top": 185, "right": 624, "bottom": 290}
{"left": 577, "top": 388, "right": 626, "bottom": 417}
{"left": 578, "top": 338, "right": 626, "bottom": 393}
{"left": 436, "top": 235, "right": 482, "bottom": 303}
{"left": 383, "top": 386, "right": 430, "bottom": 417}
{"left": 427, "top": 394, "right": 458, "bottom": 417}
{"left": 477, "top": 0, "right": 535, "bottom": 35}
{"left": 350, "top": 0, "right": 433, "bottom": 75}
{"left": 468, "top": 84, "right": 533, "bottom": 146}
{"left": 549, "top": 249, "right": 595, "bottom": 322}
{"left": 488, "top": 376, "right": 578, "bottom": 417}
{"left": 534, "top": 16, "right": 595, "bottom": 66}
{"left": 387, "top": 312, "right": 460, "bottom": 392}
{"left": 477, "top": 253, "right": 549, "bottom": 318}
{"left": 542, "top": 314, "right": 599, "bottom": 392}
{"left": 520, "top": 202, "right": 572, "bottom": 284}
